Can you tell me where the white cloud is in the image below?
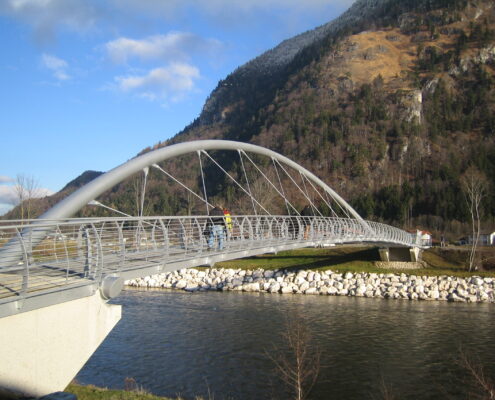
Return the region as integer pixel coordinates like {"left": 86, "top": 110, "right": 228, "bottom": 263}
{"left": 115, "top": 63, "right": 200, "bottom": 101}
{"left": 0, "top": 185, "right": 53, "bottom": 215}
{"left": 0, "top": 185, "right": 18, "bottom": 205}
{"left": 41, "top": 53, "right": 70, "bottom": 80}
{"left": 0, "top": 184, "right": 54, "bottom": 205}
{"left": 1, "top": 0, "right": 98, "bottom": 43}
{"left": 0, "top": 176, "right": 14, "bottom": 183}
{"left": 105, "top": 33, "right": 223, "bottom": 64}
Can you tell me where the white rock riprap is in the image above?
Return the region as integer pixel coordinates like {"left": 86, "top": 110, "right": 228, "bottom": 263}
{"left": 124, "top": 269, "right": 495, "bottom": 303}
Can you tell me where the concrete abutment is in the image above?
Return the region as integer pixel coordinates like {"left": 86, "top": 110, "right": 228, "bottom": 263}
{"left": 0, "top": 292, "right": 121, "bottom": 398}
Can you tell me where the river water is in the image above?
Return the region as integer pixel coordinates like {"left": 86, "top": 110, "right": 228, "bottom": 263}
{"left": 76, "top": 289, "right": 495, "bottom": 399}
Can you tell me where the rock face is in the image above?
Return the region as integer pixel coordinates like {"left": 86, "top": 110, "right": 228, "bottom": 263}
{"left": 399, "top": 90, "right": 423, "bottom": 123}
{"left": 125, "top": 268, "right": 495, "bottom": 303}
{"left": 200, "top": 0, "right": 403, "bottom": 124}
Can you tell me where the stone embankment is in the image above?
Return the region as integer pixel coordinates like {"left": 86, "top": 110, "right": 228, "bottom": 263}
{"left": 125, "top": 268, "right": 495, "bottom": 303}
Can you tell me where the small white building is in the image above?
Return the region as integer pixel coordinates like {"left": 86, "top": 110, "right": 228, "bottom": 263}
{"left": 411, "top": 229, "right": 432, "bottom": 247}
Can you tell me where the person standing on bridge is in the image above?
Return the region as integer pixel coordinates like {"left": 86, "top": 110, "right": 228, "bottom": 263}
{"left": 300, "top": 205, "right": 312, "bottom": 240}
{"left": 223, "top": 207, "right": 233, "bottom": 239}
{"left": 207, "top": 206, "right": 227, "bottom": 251}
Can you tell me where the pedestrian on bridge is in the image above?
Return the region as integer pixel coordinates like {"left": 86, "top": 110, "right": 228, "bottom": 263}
{"left": 207, "top": 206, "right": 227, "bottom": 250}
{"left": 300, "top": 205, "right": 313, "bottom": 239}
{"left": 223, "top": 207, "right": 233, "bottom": 239}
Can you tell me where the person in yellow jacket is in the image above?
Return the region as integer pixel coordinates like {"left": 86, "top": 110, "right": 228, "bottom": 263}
{"left": 223, "top": 207, "right": 233, "bottom": 238}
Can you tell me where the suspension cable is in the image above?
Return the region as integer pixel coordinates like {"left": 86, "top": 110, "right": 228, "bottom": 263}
{"left": 88, "top": 200, "right": 132, "bottom": 217}
{"left": 201, "top": 150, "right": 272, "bottom": 215}
{"left": 197, "top": 150, "right": 210, "bottom": 215}
{"left": 299, "top": 171, "right": 319, "bottom": 215}
{"left": 323, "top": 190, "right": 338, "bottom": 218}
{"left": 272, "top": 159, "right": 322, "bottom": 216}
{"left": 238, "top": 150, "right": 257, "bottom": 215}
{"left": 152, "top": 164, "right": 213, "bottom": 209}
{"left": 305, "top": 177, "right": 339, "bottom": 218}
{"left": 88, "top": 200, "right": 156, "bottom": 228}
{"left": 303, "top": 176, "right": 342, "bottom": 218}
{"left": 272, "top": 157, "right": 291, "bottom": 216}
{"left": 239, "top": 151, "right": 300, "bottom": 215}
{"left": 318, "top": 177, "right": 352, "bottom": 219}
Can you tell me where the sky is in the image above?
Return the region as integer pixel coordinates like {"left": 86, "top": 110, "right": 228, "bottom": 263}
{"left": 0, "top": 0, "right": 353, "bottom": 216}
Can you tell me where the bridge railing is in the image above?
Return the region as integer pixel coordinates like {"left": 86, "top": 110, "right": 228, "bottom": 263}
{"left": 0, "top": 215, "right": 420, "bottom": 312}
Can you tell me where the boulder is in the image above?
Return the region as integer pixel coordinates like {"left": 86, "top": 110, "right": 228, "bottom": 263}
{"left": 269, "top": 283, "right": 281, "bottom": 293}
{"left": 281, "top": 286, "right": 294, "bottom": 294}
{"left": 175, "top": 280, "right": 187, "bottom": 289}
{"left": 250, "top": 282, "right": 261, "bottom": 292}
{"left": 185, "top": 284, "right": 199, "bottom": 292}
{"left": 323, "top": 286, "right": 335, "bottom": 295}
{"left": 356, "top": 286, "right": 366, "bottom": 296}
{"left": 264, "top": 270, "right": 275, "bottom": 279}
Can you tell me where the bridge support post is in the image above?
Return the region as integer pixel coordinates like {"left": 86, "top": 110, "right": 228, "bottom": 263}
{"left": 378, "top": 247, "right": 422, "bottom": 262}
{"left": 0, "top": 291, "right": 121, "bottom": 398}
{"left": 378, "top": 248, "right": 390, "bottom": 262}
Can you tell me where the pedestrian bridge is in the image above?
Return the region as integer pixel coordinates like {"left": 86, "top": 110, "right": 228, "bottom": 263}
{"left": 0, "top": 214, "right": 420, "bottom": 318}
{"left": 0, "top": 140, "right": 422, "bottom": 397}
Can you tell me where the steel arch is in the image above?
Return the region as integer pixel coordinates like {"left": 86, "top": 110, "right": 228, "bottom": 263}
{"left": 40, "top": 140, "right": 366, "bottom": 224}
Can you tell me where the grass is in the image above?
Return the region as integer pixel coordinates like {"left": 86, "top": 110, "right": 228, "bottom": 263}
{"left": 215, "top": 246, "right": 495, "bottom": 278}
{"left": 66, "top": 383, "right": 166, "bottom": 400}
{"left": 217, "top": 246, "right": 377, "bottom": 271}
{"left": 66, "top": 376, "right": 212, "bottom": 400}
{"left": 66, "top": 383, "right": 194, "bottom": 400}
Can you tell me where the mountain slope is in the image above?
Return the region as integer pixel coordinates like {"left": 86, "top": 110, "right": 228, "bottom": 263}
{"left": 167, "top": 0, "right": 495, "bottom": 237}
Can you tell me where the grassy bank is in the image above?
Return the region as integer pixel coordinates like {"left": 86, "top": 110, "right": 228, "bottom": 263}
{"left": 215, "top": 246, "right": 495, "bottom": 278}
{"left": 66, "top": 383, "right": 178, "bottom": 400}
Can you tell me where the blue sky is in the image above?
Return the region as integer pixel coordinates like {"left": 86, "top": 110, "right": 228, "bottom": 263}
{"left": 0, "top": 0, "right": 353, "bottom": 215}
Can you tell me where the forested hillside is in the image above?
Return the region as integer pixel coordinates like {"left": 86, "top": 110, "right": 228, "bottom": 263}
{"left": 167, "top": 0, "right": 495, "bottom": 238}
{"left": 6, "top": 0, "right": 495, "bottom": 240}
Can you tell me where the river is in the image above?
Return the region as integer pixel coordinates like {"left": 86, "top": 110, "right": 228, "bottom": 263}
{"left": 76, "top": 288, "right": 495, "bottom": 399}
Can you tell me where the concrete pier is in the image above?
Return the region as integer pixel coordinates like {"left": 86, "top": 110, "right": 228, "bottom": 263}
{"left": 379, "top": 247, "right": 421, "bottom": 262}
{"left": 0, "top": 292, "right": 121, "bottom": 398}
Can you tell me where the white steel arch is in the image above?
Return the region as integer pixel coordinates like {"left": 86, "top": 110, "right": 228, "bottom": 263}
{"left": 40, "top": 140, "right": 366, "bottom": 224}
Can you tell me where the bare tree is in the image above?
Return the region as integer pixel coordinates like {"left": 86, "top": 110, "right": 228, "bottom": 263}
{"left": 460, "top": 166, "right": 489, "bottom": 271}
{"left": 267, "top": 316, "right": 321, "bottom": 400}
{"left": 459, "top": 349, "right": 495, "bottom": 399}
{"left": 378, "top": 376, "right": 399, "bottom": 400}
{"left": 12, "top": 175, "right": 27, "bottom": 220}
{"left": 13, "top": 174, "right": 40, "bottom": 220}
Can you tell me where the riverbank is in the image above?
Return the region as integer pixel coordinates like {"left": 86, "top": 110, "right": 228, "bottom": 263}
{"left": 66, "top": 383, "right": 178, "bottom": 400}
{"left": 125, "top": 267, "right": 495, "bottom": 303}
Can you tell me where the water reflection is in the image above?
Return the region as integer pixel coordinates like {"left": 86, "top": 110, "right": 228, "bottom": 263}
{"left": 76, "top": 289, "right": 495, "bottom": 399}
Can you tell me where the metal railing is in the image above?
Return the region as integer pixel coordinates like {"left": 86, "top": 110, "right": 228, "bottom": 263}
{"left": 0, "top": 215, "right": 421, "bottom": 316}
